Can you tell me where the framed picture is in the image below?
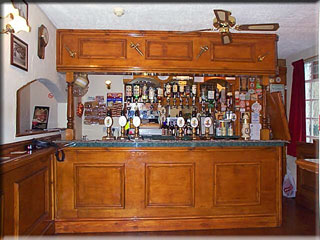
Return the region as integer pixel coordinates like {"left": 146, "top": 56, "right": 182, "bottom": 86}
{"left": 32, "top": 106, "right": 50, "bottom": 130}
{"left": 11, "top": 34, "right": 28, "bottom": 71}
{"left": 12, "top": 0, "right": 28, "bottom": 22}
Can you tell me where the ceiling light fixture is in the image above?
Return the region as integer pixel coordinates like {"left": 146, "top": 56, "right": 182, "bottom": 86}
{"left": 113, "top": 7, "right": 125, "bottom": 17}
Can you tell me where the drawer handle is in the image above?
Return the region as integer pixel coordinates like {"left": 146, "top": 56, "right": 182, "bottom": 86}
{"left": 130, "top": 42, "right": 144, "bottom": 56}
{"left": 196, "top": 45, "right": 209, "bottom": 60}
{"left": 64, "top": 45, "right": 76, "bottom": 58}
{"left": 258, "top": 52, "right": 269, "bottom": 62}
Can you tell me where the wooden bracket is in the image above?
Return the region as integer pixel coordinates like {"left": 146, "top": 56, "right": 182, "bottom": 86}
{"left": 196, "top": 46, "right": 209, "bottom": 60}
{"left": 258, "top": 52, "right": 269, "bottom": 62}
{"left": 64, "top": 45, "right": 76, "bottom": 58}
{"left": 130, "top": 42, "right": 144, "bottom": 56}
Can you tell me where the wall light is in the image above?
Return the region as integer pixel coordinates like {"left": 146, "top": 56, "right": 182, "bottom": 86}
{"left": 105, "top": 80, "right": 112, "bottom": 89}
{"left": 1, "top": 3, "right": 30, "bottom": 34}
{"left": 74, "top": 73, "right": 89, "bottom": 88}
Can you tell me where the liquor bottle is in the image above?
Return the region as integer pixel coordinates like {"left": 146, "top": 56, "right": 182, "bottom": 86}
{"left": 149, "top": 86, "right": 155, "bottom": 104}
{"left": 125, "top": 84, "right": 132, "bottom": 103}
{"left": 142, "top": 82, "right": 148, "bottom": 103}
{"left": 133, "top": 84, "right": 140, "bottom": 102}
{"left": 201, "top": 86, "right": 207, "bottom": 103}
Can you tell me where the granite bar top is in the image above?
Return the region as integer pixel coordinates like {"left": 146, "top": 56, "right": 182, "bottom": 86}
{"left": 55, "top": 139, "right": 287, "bottom": 148}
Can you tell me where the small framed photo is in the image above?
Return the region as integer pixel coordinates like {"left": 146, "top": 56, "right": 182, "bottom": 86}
{"left": 12, "top": 0, "right": 28, "bottom": 22}
{"left": 32, "top": 106, "right": 50, "bottom": 130}
{"left": 11, "top": 34, "right": 28, "bottom": 71}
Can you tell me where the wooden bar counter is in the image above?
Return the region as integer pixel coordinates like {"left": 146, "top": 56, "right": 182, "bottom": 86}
{"left": 54, "top": 139, "right": 285, "bottom": 233}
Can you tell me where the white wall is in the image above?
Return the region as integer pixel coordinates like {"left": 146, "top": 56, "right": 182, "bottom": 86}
{"left": 82, "top": 75, "right": 125, "bottom": 140}
{"left": 29, "top": 81, "right": 58, "bottom": 129}
{"left": 286, "top": 44, "right": 319, "bottom": 183}
{"left": 0, "top": 3, "right": 66, "bottom": 144}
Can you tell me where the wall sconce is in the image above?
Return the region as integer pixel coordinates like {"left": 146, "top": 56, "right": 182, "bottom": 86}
{"left": 105, "top": 80, "right": 111, "bottom": 89}
{"left": 1, "top": 3, "right": 30, "bottom": 34}
{"left": 73, "top": 73, "right": 89, "bottom": 97}
{"left": 74, "top": 73, "right": 89, "bottom": 88}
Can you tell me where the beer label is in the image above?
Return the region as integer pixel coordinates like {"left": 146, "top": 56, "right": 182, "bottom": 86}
{"left": 191, "top": 117, "right": 199, "bottom": 128}
{"left": 177, "top": 117, "right": 185, "bottom": 128}
{"left": 204, "top": 117, "right": 212, "bottom": 128}
{"left": 104, "top": 116, "right": 113, "bottom": 128}
{"left": 118, "top": 116, "right": 127, "bottom": 127}
{"left": 133, "top": 116, "right": 141, "bottom": 127}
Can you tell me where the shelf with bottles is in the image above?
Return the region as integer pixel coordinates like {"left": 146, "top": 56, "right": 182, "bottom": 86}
{"left": 123, "top": 75, "right": 197, "bottom": 108}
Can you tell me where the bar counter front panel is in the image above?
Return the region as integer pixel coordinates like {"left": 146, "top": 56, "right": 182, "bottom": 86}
{"left": 54, "top": 140, "right": 284, "bottom": 233}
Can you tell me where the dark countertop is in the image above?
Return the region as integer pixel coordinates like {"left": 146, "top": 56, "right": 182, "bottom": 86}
{"left": 55, "top": 139, "right": 287, "bottom": 148}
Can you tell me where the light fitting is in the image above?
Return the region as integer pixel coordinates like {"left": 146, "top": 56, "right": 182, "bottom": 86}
{"left": 1, "top": 3, "right": 30, "bottom": 34}
{"left": 113, "top": 7, "right": 124, "bottom": 17}
{"left": 105, "top": 80, "right": 112, "bottom": 89}
{"left": 74, "top": 73, "right": 89, "bottom": 88}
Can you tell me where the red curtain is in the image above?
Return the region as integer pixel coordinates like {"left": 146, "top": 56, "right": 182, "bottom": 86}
{"left": 287, "top": 59, "right": 306, "bottom": 156}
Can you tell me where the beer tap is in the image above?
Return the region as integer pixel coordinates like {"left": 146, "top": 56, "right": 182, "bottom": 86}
{"left": 203, "top": 110, "right": 212, "bottom": 140}
{"left": 191, "top": 109, "right": 199, "bottom": 140}
{"left": 176, "top": 110, "right": 185, "bottom": 140}
{"left": 133, "top": 108, "right": 141, "bottom": 139}
{"left": 102, "top": 109, "right": 115, "bottom": 140}
{"left": 118, "top": 109, "right": 128, "bottom": 140}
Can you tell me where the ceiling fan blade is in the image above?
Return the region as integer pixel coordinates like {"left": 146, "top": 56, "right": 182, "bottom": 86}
{"left": 177, "top": 28, "right": 213, "bottom": 34}
{"left": 214, "top": 9, "right": 231, "bottom": 23}
{"left": 236, "top": 23, "right": 279, "bottom": 31}
{"left": 221, "top": 32, "right": 232, "bottom": 45}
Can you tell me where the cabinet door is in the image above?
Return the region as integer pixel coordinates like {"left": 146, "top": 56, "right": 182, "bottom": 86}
{"left": 58, "top": 32, "right": 129, "bottom": 69}
{"left": 1, "top": 154, "right": 54, "bottom": 236}
{"left": 207, "top": 36, "right": 277, "bottom": 74}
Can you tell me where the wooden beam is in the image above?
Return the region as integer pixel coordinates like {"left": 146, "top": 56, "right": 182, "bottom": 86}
{"left": 66, "top": 72, "right": 75, "bottom": 140}
{"left": 261, "top": 76, "right": 270, "bottom": 140}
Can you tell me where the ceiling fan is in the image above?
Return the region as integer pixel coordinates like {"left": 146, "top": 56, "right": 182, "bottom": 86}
{"left": 179, "top": 9, "right": 279, "bottom": 45}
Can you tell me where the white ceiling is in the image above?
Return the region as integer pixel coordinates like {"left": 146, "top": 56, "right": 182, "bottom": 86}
{"left": 38, "top": 2, "right": 319, "bottom": 59}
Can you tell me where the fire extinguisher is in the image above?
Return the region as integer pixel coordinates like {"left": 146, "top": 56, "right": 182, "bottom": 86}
{"left": 77, "top": 102, "right": 84, "bottom": 117}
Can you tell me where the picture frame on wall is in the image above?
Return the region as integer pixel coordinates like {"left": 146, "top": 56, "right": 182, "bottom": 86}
{"left": 11, "top": 0, "right": 28, "bottom": 22}
{"left": 10, "top": 34, "right": 28, "bottom": 71}
{"left": 32, "top": 106, "right": 50, "bottom": 130}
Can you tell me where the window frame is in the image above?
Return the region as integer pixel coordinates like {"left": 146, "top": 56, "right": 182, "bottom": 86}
{"left": 304, "top": 57, "right": 319, "bottom": 143}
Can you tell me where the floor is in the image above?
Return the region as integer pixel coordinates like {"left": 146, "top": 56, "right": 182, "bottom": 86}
{"left": 56, "top": 198, "right": 319, "bottom": 239}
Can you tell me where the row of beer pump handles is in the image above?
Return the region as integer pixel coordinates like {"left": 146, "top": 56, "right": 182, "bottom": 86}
{"left": 102, "top": 108, "right": 214, "bottom": 141}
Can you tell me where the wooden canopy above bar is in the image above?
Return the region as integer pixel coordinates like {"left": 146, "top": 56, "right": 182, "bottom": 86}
{"left": 56, "top": 29, "right": 278, "bottom": 75}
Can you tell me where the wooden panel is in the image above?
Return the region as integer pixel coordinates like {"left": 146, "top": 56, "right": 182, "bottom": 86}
{"left": 145, "top": 163, "right": 195, "bottom": 207}
{"left": 0, "top": 192, "right": 3, "bottom": 239}
{"left": 267, "top": 92, "right": 290, "bottom": 141}
{"left": 214, "top": 163, "right": 260, "bottom": 206}
{"left": 57, "top": 30, "right": 277, "bottom": 75}
{"left": 55, "top": 146, "right": 281, "bottom": 232}
{"left": 296, "top": 164, "right": 319, "bottom": 212}
{"left": 145, "top": 40, "right": 193, "bottom": 60}
{"left": 13, "top": 167, "right": 49, "bottom": 235}
{"left": 74, "top": 164, "right": 125, "bottom": 208}
{"left": 79, "top": 38, "right": 127, "bottom": 59}
{"left": 211, "top": 42, "right": 255, "bottom": 62}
